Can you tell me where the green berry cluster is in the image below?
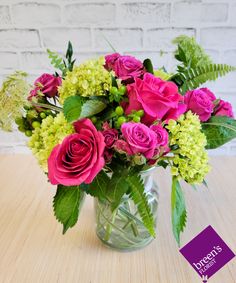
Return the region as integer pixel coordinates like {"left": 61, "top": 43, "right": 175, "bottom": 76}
{"left": 114, "top": 106, "right": 144, "bottom": 128}
{"left": 109, "top": 85, "right": 127, "bottom": 102}
{"left": 15, "top": 106, "right": 52, "bottom": 137}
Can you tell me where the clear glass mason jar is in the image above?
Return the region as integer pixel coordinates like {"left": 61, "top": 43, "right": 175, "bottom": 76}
{"left": 94, "top": 168, "right": 159, "bottom": 251}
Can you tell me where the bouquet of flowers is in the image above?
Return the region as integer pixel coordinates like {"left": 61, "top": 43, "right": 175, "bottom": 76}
{"left": 0, "top": 36, "right": 235, "bottom": 249}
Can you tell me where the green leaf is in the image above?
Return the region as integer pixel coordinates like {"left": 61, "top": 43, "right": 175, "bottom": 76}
{"left": 157, "top": 160, "right": 169, "bottom": 169}
{"left": 143, "top": 58, "right": 154, "bottom": 74}
{"left": 106, "top": 166, "right": 129, "bottom": 211}
{"left": 171, "top": 177, "right": 187, "bottom": 246}
{"left": 126, "top": 172, "right": 155, "bottom": 237}
{"left": 173, "top": 36, "right": 213, "bottom": 69}
{"left": 80, "top": 100, "right": 107, "bottom": 118}
{"left": 201, "top": 116, "right": 236, "bottom": 149}
{"left": 66, "top": 41, "right": 73, "bottom": 61}
{"left": 53, "top": 185, "right": 85, "bottom": 234}
{"left": 172, "top": 36, "right": 236, "bottom": 94}
{"left": 63, "top": 96, "right": 82, "bottom": 123}
{"left": 86, "top": 170, "right": 110, "bottom": 199}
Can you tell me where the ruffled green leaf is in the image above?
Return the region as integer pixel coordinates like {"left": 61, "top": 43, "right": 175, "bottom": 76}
{"left": 202, "top": 116, "right": 236, "bottom": 149}
{"left": 53, "top": 185, "right": 85, "bottom": 234}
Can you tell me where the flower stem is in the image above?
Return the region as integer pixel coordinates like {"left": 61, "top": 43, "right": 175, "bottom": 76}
{"left": 104, "top": 208, "right": 118, "bottom": 242}
{"left": 31, "top": 102, "right": 62, "bottom": 112}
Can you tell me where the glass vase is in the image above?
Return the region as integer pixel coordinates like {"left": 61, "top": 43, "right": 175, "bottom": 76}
{"left": 94, "top": 168, "right": 159, "bottom": 251}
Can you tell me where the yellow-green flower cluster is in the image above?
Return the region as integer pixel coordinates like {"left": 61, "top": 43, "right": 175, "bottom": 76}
{"left": 166, "top": 111, "right": 210, "bottom": 184}
{"left": 28, "top": 112, "right": 74, "bottom": 172}
{"left": 0, "top": 71, "right": 30, "bottom": 131}
{"left": 59, "top": 57, "right": 111, "bottom": 104}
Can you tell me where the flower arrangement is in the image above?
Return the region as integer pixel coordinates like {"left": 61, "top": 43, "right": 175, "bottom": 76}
{"left": 0, "top": 36, "right": 236, "bottom": 247}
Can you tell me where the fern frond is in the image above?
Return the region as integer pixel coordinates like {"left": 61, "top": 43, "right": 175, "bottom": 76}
{"left": 126, "top": 172, "right": 155, "bottom": 237}
{"left": 174, "top": 64, "right": 236, "bottom": 94}
{"left": 47, "top": 49, "right": 66, "bottom": 73}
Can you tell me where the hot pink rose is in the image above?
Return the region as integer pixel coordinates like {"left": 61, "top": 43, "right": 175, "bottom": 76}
{"left": 184, "top": 88, "right": 216, "bottom": 122}
{"left": 125, "top": 73, "right": 186, "bottom": 125}
{"left": 104, "top": 53, "right": 120, "bottom": 71}
{"left": 48, "top": 118, "right": 105, "bottom": 186}
{"left": 29, "top": 73, "right": 62, "bottom": 99}
{"left": 113, "top": 55, "right": 144, "bottom": 81}
{"left": 102, "top": 128, "right": 118, "bottom": 148}
{"left": 121, "top": 122, "right": 157, "bottom": 159}
{"left": 150, "top": 124, "right": 168, "bottom": 147}
{"left": 214, "top": 99, "right": 234, "bottom": 118}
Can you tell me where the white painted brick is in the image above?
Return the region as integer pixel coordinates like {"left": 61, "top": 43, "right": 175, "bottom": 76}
{"left": 20, "top": 52, "right": 53, "bottom": 70}
{"left": 224, "top": 50, "right": 236, "bottom": 66}
{"left": 201, "top": 4, "right": 228, "bottom": 23}
{"left": 41, "top": 28, "right": 91, "bottom": 51}
{"left": 64, "top": 3, "right": 115, "bottom": 25}
{"left": 205, "top": 49, "right": 220, "bottom": 63}
{"left": 117, "top": 3, "right": 170, "bottom": 24}
{"left": 0, "top": 5, "right": 11, "bottom": 26}
{"left": 229, "top": 3, "right": 236, "bottom": 25}
{"left": 204, "top": 72, "right": 236, "bottom": 92}
{"left": 94, "top": 28, "right": 143, "bottom": 51}
{"left": 0, "top": 130, "right": 27, "bottom": 145}
{"left": 200, "top": 28, "right": 236, "bottom": 49}
{"left": 0, "top": 29, "right": 40, "bottom": 49}
{"left": 145, "top": 28, "right": 195, "bottom": 51}
{"left": 0, "top": 52, "right": 18, "bottom": 69}
{"left": 172, "top": 2, "right": 228, "bottom": 23}
{"left": 75, "top": 52, "right": 107, "bottom": 62}
{"left": 12, "top": 3, "right": 60, "bottom": 26}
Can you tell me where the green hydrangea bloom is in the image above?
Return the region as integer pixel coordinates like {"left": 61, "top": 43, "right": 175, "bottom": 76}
{"left": 166, "top": 111, "right": 210, "bottom": 184}
{"left": 0, "top": 71, "right": 30, "bottom": 131}
{"left": 59, "top": 57, "right": 111, "bottom": 104}
{"left": 28, "top": 112, "right": 74, "bottom": 172}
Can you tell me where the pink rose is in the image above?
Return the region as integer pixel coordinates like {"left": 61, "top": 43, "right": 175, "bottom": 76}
{"left": 184, "top": 88, "right": 216, "bottom": 122}
{"left": 104, "top": 53, "right": 120, "bottom": 71}
{"left": 150, "top": 124, "right": 168, "bottom": 147}
{"left": 121, "top": 122, "right": 157, "bottom": 159}
{"left": 214, "top": 99, "right": 234, "bottom": 118}
{"left": 102, "top": 128, "right": 118, "bottom": 148}
{"left": 125, "top": 73, "right": 186, "bottom": 125}
{"left": 113, "top": 55, "right": 144, "bottom": 81}
{"left": 48, "top": 118, "right": 105, "bottom": 186}
{"left": 29, "top": 73, "right": 62, "bottom": 99}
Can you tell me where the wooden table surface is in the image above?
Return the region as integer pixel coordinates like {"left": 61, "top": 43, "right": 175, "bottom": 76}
{"left": 0, "top": 155, "right": 235, "bottom": 283}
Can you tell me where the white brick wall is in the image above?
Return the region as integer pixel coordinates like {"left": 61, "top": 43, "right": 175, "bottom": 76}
{"left": 0, "top": 0, "right": 236, "bottom": 155}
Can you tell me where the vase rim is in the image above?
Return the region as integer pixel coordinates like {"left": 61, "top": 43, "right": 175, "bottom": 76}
{"left": 140, "top": 166, "right": 157, "bottom": 175}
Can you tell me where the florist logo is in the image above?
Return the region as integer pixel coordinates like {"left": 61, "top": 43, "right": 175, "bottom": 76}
{"left": 180, "top": 225, "right": 235, "bottom": 280}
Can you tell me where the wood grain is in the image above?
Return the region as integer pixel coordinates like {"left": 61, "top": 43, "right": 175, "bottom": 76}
{"left": 0, "top": 155, "right": 235, "bottom": 283}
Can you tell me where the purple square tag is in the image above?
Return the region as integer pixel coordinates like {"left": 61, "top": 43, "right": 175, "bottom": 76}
{"left": 180, "top": 225, "right": 235, "bottom": 279}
